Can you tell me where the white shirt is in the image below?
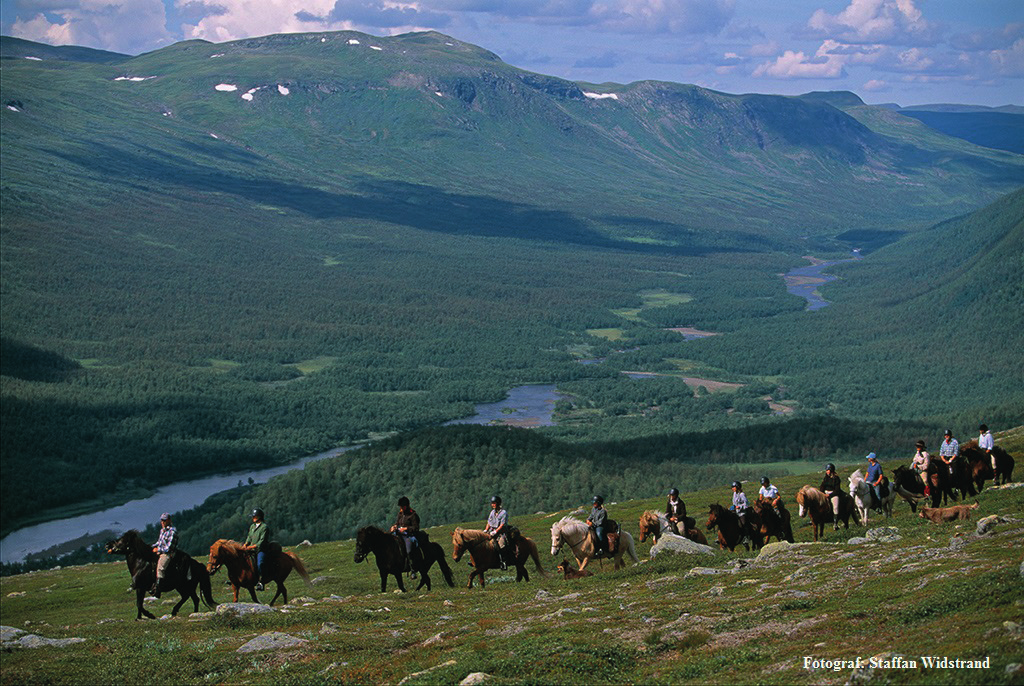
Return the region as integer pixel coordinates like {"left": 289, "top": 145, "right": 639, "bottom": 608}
{"left": 759, "top": 484, "right": 779, "bottom": 500}
{"left": 979, "top": 431, "right": 994, "bottom": 451}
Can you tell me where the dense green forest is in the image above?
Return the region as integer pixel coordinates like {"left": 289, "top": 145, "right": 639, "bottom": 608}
{"left": 2, "top": 32, "right": 1022, "bottom": 540}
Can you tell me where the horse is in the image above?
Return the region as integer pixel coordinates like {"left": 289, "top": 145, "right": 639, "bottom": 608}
{"left": 207, "top": 539, "right": 310, "bottom": 606}
{"left": 638, "top": 510, "right": 709, "bottom": 546}
{"left": 451, "top": 528, "right": 546, "bottom": 588}
{"left": 849, "top": 469, "right": 896, "bottom": 525}
{"left": 105, "top": 530, "right": 216, "bottom": 620}
{"left": 795, "top": 486, "right": 859, "bottom": 542}
{"left": 960, "top": 440, "right": 1015, "bottom": 491}
{"left": 550, "top": 517, "right": 639, "bottom": 572}
{"left": 705, "top": 504, "right": 762, "bottom": 551}
{"left": 892, "top": 464, "right": 950, "bottom": 510}
{"left": 751, "top": 499, "right": 794, "bottom": 544}
{"left": 353, "top": 527, "right": 455, "bottom": 593}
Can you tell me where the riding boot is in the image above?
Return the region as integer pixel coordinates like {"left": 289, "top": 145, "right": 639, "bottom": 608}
{"left": 150, "top": 579, "right": 162, "bottom": 598}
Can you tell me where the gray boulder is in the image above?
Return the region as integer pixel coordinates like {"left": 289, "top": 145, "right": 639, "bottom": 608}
{"left": 649, "top": 533, "right": 715, "bottom": 558}
{"left": 460, "top": 673, "right": 495, "bottom": 685}
{"left": 216, "top": 602, "right": 278, "bottom": 617}
{"left": 236, "top": 632, "right": 309, "bottom": 653}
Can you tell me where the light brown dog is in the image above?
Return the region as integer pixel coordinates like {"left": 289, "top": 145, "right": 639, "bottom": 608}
{"left": 557, "top": 559, "right": 593, "bottom": 579}
{"left": 918, "top": 502, "right": 979, "bottom": 523}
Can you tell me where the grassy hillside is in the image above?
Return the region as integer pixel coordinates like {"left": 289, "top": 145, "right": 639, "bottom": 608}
{"left": 1, "top": 442, "right": 1021, "bottom": 685}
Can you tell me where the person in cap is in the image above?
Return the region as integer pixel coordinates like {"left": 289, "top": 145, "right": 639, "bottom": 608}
{"left": 484, "top": 496, "right": 510, "bottom": 570}
{"left": 390, "top": 496, "right": 422, "bottom": 576}
{"left": 758, "top": 476, "right": 782, "bottom": 514}
{"left": 665, "top": 488, "right": 688, "bottom": 535}
{"left": 150, "top": 513, "right": 177, "bottom": 597}
{"left": 978, "top": 424, "right": 995, "bottom": 471}
{"left": 865, "top": 453, "right": 885, "bottom": 513}
{"left": 819, "top": 464, "right": 843, "bottom": 529}
{"left": 243, "top": 508, "right": 271, "bottom": 591}
{"left": 910, "top": 441, "right": 931, "bottom": 496}
{"left": 587, "top": 495, "right": 609, "bottom": 556}
{"left": 938, "top": 429, "right": 959, "bottom": 474}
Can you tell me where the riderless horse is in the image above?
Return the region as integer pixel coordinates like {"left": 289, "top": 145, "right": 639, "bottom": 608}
{"left": 550, "top": 516, "right": 639, "bottom": 572}
{"left": 451, "top": 528, "right": 545, "bottom": 588}
{"left": 795, "top": 486, "right": 859, "bottom": 542}
{"left": 638, "top": 510, "right": 709, "bottom": 546}
{"left": 849, "top": 469, "right": 896, "bottom": 525}
{"left": 207, "top": 539, "right": 310, "bottom": 606}
{"left": 106, "top": 530, "right": 216, "bottom": 620}
{"left": 353, "top": 526, "right": 455, "bottom": 593}
{"left": 705, "top": 504, "right": 762, "bottom": 551}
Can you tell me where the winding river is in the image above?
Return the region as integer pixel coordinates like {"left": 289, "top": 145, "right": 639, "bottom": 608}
{"left": 784, "top": 253, "right": 861, "bottom": 310}
{"left": 0, "top": 385, "right": 561, "bottom": 564}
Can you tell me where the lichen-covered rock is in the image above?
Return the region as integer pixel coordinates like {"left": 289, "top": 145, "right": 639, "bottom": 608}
{"left": 236, "top": 631, "right": 308, "bottom": 653}
{"left": 216, "top": 602, "right": 278, "bottom": 617}
{"left": 650, "top": 534, "right": 715, "bottom": 558}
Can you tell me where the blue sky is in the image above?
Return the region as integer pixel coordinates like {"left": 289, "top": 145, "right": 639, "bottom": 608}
{"left": 2, "top": 0, "right": 1021, "bottom": 106}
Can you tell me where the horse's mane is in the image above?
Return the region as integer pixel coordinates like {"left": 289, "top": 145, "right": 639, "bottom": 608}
{"left": 708, "top": 503, "right": 729, "bottom": 515}
{"left": 796, "top": 485, "right": 827, "bottom": 507}
{"left": 849, "top": 469, "right": 865, "bottom": 485}
{"left": 452, "top": 527, "right": 489, "bottom": 543}
{"left": 553, "top": 516, "right": 588, "bottom": 534}
{"left": 639, "top": 511, "right": 660, "bottom": 527}
{"left": 211, "top": 539, "right": 247, "bottom": 556}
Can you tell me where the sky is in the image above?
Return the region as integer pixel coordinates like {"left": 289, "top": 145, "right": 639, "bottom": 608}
{"left": 2, "top": 0, "right": 1021, "bottom": 107}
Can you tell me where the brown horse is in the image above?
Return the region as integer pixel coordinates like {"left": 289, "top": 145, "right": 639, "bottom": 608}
{"left": 451, "top": 528, "right": 545, "bottom": 588}
{"left": 751, "top": 499, "right": 794, "bottom": 544}
{"left": 795, "top": 486, "right": 859, "bottom": 541}
{"left": 960, "top": 440, "right": 1014, "bottom": 491}
{"left": 705, "top": 504, "right": 762, "bottom": 551}
{"left": 638, "top": 510, "right": 709, "bottom": 546}
{"left": 892, "top": 464, "right": 951, "bottom": 510}
{"left": 207, "top": 540, "right": 310, "bottom": 606}
{"left": 353, "top": 526, "right": 455, "bottom": 593}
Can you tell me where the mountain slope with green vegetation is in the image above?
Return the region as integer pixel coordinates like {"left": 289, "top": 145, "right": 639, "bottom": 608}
{"left": 1, "top": 433, "right": 1021, "bottom": 684}
{"left": 1, "top": 31, "right": 1022, "bottom": 536}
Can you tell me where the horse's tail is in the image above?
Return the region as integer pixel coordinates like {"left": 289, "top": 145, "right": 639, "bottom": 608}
{"left": 286, "top": 552, "right": 312, "bottom": 585}
{"left": 430, "top": 543, "right": 456, "bottom": 588}
{"left": 527, "top": 538, "right": 546, "bottom": 577}
{"left": 624, "top": 532, "right": 639, "bottom": 564}
{"left": 195, "top": 561, "right": 218, "bottom": 609}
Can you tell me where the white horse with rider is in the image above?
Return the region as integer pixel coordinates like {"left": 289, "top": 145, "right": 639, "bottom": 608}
{"left": 849, "top": 469, "right": 896, "bottom": 524}
{"left": 550, "top": 516, "right": 638, "bottom": 572}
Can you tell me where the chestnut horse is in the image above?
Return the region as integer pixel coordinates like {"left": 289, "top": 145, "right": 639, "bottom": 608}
{"left": 106, "top": 530, "right": 216, "bottom": 620}
{"left": 207, "top": 540, "right": 310, "bottom": 606}
{"left": 795, "top": 486, "right": 859, "bottom": 541}
{"left": 705, "top": 504, "right": 762, "bottom": 551}
{"left": 451, "top": 528, "right": 546, "bottom": 588}
{"left": 638, "top": 510, "right": 709, "bottom": 546}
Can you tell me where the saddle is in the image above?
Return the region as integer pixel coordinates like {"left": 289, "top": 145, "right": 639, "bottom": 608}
{"left": 594, "top": 519, "right": 619, "bottom": 556}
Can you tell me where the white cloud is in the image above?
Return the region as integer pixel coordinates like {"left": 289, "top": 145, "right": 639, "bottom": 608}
{"left": 752, "top": 48, "right": 845, "bottom": 79}
{"left": 861, "top": 78, "right": 888, "bottom": 92}
{"left": 806, "top": 0, "right": 940, "bottom": 47}
{"left": 10, "top": 0, "right": 171, "bottom": 54}
{"left": 177, "top": 0, "right": 351, "bottom": 43}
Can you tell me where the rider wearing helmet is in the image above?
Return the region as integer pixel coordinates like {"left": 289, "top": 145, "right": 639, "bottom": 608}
{"left": 729, "top": 481, "right": 751, "bottom": 529}
{"left": 244, "top": 508, "right": 271, "bottom": 591}
{"left": 665, "top": 487, "right": 689, "bottom": 535}
{"left": 819, "top": 464, "right": 843, "bottom": 529}
{"left": 390, "top": 496, "right": 422, "bottom": 576}
{"left": 758, "top": 476, "right": 781, "bottom": 513}
{"left": 587, "top": 496, "right": 608, "bottom": 556}
{"left": 485, "top": 496, "right": 510, "bottom": 570}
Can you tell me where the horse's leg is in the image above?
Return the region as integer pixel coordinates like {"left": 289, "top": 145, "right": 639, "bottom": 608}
{"left": 171, "top": 590, "right": 188, "bottom": 616}
{"left": 136, "top": 587, "right": 156, "bottom": 620}
{"left": 394, "top": 572, "right": 407, "bottom": 592}
{"left": 268, "top": 582, "right": 284, "bottom": 606}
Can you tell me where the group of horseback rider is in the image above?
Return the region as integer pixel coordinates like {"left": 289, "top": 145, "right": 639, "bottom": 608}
{"left": 910, "top": 425, "right": 996, "bottom": 496}
{"left": 145, "top": 506, "right": 273, "bottom": 596}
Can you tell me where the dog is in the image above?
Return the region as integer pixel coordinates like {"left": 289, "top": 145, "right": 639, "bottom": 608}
{"left": 556, "top": 559, "right": 593, "bottom": 579}
{"left": 918, "top": 502, "right": 979, "bottom": 523}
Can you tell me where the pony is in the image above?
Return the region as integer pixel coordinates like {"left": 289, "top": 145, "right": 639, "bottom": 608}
{"left": 207, "top": 539, "right": 310, "bottom": 606}
{"left": 105, "top": 530, "right": 216, "bottom": 620}
{"left": 705, "top": 504, "right": 762, "bottom": 551}
{"left": 960, "top": 440, "right": 1015, "bottom": 491}
{"left": 637, "top": 510, "right": 709, "bottom": 546}
{"left": 353, "top": 527, "right": 455, "bottom": 593}
{"left": 892, "top": 464, "right": 951, "bottom": 510}
{"left": 556, "top": 559, "right": 593, "bottom": 579}
{"left": 751, "top": 499, "right": 794, "bottom": 544}
{"left": 451, "top": 528, "right": 546, "bottom": 588}
{"left": 849, "top": 469, "right": 896, "bottom": 525}
{"left": 550, "top": 517, "right": 639, "bottom": 572}
{"left": 795, "top": 486, "right": 859, "bottom": 542}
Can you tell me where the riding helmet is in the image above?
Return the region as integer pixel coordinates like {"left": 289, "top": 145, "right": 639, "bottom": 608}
{"left": 760, "top": 476, "right": 770, "bottom": 486}
{"left": 397, "top": 496, "right": 410, "bottom": 507}
{"left": 593, "top": 495, "right": 604, "bottom": 505}
{"left": 731, "top": 481, "right": 741, "bottom": 489}
{"left": 490, "top": 495, "right": 502, "bottom": 506}
{"left": 251, "top": 508, "right": 264, "bottom": 519}
{"left": 668, "top": 488, "right": 679, "bottom": 496}
{"left": 979, "top": 424, "right": 988, "bottom": 432}
{"left": 825, "top": 463, "right": 836, "bottom": 472}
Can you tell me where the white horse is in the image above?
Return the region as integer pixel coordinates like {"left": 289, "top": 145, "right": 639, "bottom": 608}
{"left": 849, "top": 469, "right": 895, "bottom": 524}
{"left": 550, "top": 516, "right": 638, "bottom": 572}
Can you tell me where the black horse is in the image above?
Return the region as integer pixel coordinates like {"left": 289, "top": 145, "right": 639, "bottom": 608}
{"left": 106, "top": 530, "right": 216, "bottom": 620}
{"left": 353, "top": 527, "right": 455, "bottom": 593}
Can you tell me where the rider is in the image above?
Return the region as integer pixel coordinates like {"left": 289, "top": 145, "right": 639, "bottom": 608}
{"left": 819, "top": 464, "right": 843, "bottom": 530}
{"left": 665, "top": 488, "right": 688, "bottom": 535}
{"left": 938, "top": 429, "right": 959, "bottom": 475}
{"left": 978, "top": 424, "right": 995, "bottom": 472}
{"left": 758, "top": 476, "right": 782, "bottom": 514}
{"left": 587, "top": 496, "right": 608, "bottom": 556}
{"left": 485, "top": 496, "right": 510, "bottom": 570}
{"left": 866, "top": 453, "right": 885, "bottom": 513}
{"left": 911, "top": 440, "right": 931, "bottom": 496}
{"left": 243, "top": 508, "right": 271, "bottom": 591}
{"left": 150, "top": 513, "right": 177, "bottom": 598}
{"left": 390, "top": 496, "right": 422, "bottom": 577}
{"left": 729, "top": 481, "right": 751, "bottom": 536}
